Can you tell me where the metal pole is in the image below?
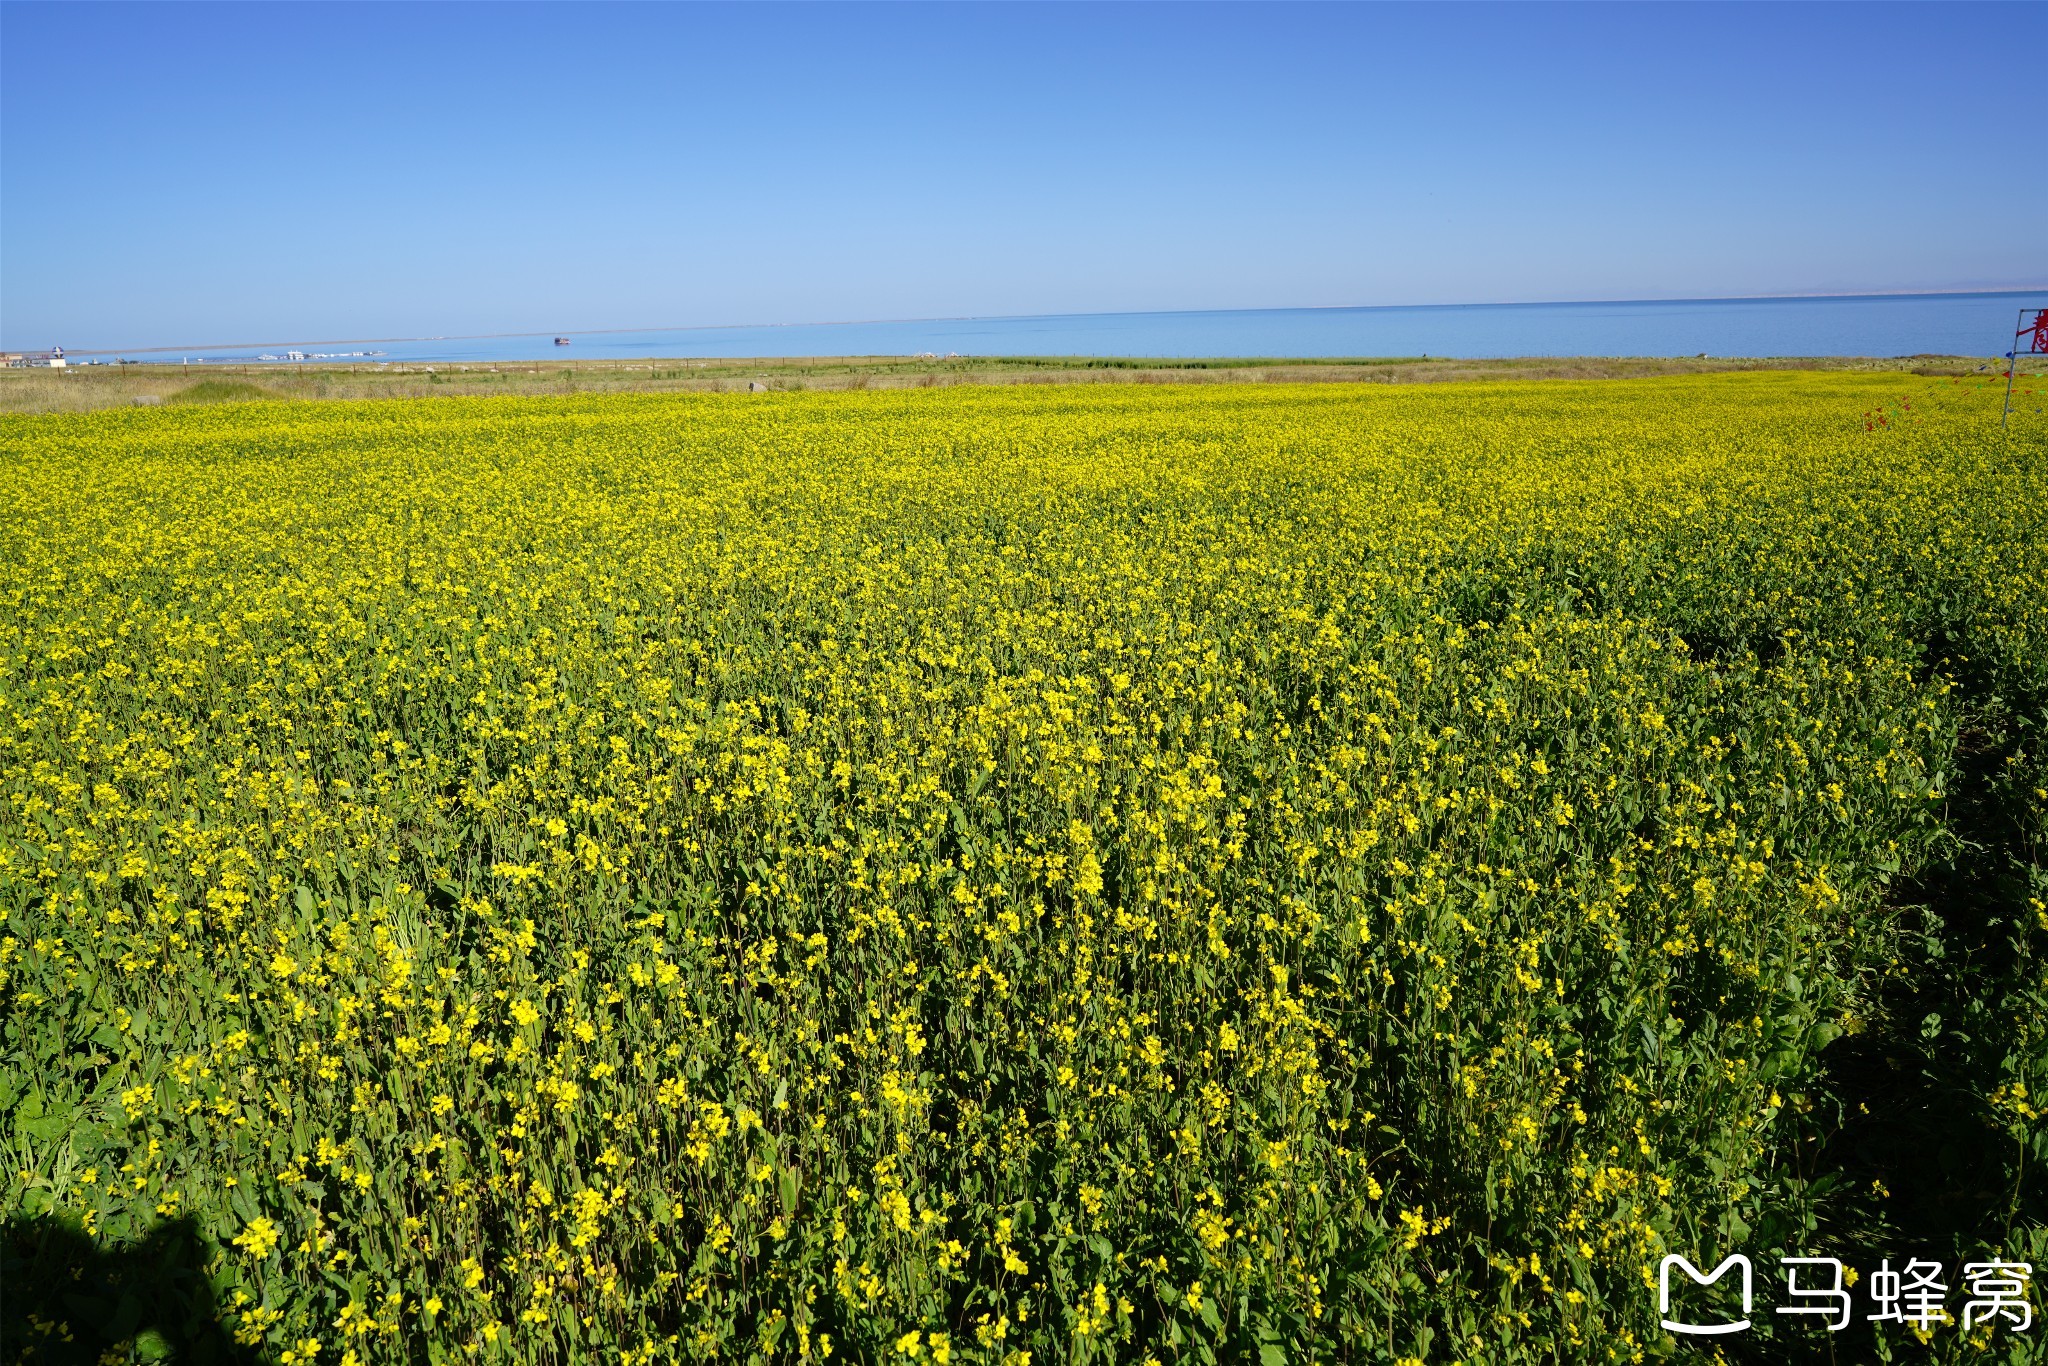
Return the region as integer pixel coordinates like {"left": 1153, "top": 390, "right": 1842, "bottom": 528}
{"left": 2002, "top": 308, "right": 2023, "bottom": 430}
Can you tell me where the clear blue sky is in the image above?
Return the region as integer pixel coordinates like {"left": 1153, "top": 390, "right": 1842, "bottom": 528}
{"left": 3, "top": 1, "right": 2042, "bottom": 351}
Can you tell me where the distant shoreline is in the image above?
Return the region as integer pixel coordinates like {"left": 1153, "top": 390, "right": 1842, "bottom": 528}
{"left": 39, "top": 287, "right": 2048, "bottom": 359}
{"left": 9, "top": 351, "right": 2039, "bottom": 419}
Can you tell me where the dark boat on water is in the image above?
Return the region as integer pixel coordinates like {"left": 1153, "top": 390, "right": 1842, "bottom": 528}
{"left": 554, "top": 337, "right": 571, "bottom": 346}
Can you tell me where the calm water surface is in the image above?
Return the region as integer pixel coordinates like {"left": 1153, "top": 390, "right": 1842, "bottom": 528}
{"left": 116, "top": 291, "right": 2044, "bottom": 366}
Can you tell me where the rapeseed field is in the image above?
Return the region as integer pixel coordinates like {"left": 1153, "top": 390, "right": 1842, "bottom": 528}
{"left": 2, "top": 374, "right": 2044, "bottom": 1364}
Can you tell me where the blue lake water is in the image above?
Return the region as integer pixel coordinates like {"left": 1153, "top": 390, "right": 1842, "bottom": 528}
{"left": 112, "top": 291, "right": 2044, "bottom": 365}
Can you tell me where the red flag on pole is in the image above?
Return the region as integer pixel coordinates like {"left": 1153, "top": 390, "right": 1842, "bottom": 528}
{"left": 2004, "top": 307, "right": 2048, "bottom": 429}
{"left": 2022, "top": 309, "right": 2048, "bottom": 356}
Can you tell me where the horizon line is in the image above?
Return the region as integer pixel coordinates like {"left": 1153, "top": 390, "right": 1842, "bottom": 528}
{"left": 43, "top": 285, "right": 2048, "bottom": 357}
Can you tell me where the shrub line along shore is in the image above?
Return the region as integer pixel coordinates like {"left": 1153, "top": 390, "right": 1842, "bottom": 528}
{"left": 1, "top": 352, "right": 2032, "bottom": 415}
